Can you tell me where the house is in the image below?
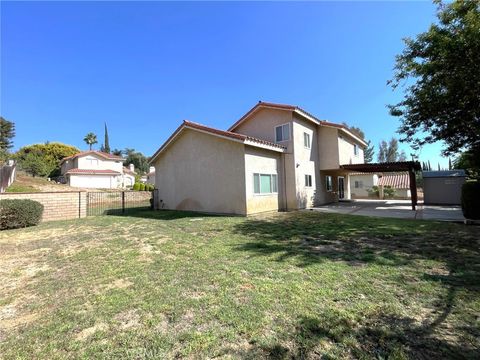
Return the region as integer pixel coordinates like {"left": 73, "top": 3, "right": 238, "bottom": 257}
{"left": 123, "top": 164, "right": 137, "bottom": 188}
{"left": 423, "top": 170, "right": 466, "bottom": 205}
{"left": 60, "top": 151, "right": 132, "bottom": 189}
{"left": 350, "top": 172, "right": 411, "bottom": 199}
{"left": 149, "top": 101, "right": 367, "bottom": 215}
{"left": 146, "top": 167, "right": 155, "bottom": 185}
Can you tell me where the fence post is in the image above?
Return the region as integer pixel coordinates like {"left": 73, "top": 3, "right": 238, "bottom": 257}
{"left": 78, "top": 192, "right": 81, "bottom": 218}
{"left": 122, "top": 191, "right": 125, "bottom": 213}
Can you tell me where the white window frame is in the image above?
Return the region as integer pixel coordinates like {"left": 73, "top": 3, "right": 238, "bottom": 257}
{"left": 304, "top": 132, "right": 311, "bottom": 149}
{"left": 305, "top": 174, "right": 312, "bottom": 187}
{"left": 354, "top": 144, "right": 359, "bottom": 156}
{"left": 253, "top": 173, "right": 278, "bottom": 195}
{"left": 354, "top": 180, "right": 363, "bottom": 189}
{"left": 326, "top": 175, "right": 333, "bottom": 191}
{"left": 274, "top": 123, "right": 290, "bottom": 142}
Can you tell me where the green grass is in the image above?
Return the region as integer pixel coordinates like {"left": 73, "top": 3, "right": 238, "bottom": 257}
{"left": 0, "top": 210, "right": 479, "bottom": 359}
{"left": 4, "top": 182, "right": 39, "bottom": 193}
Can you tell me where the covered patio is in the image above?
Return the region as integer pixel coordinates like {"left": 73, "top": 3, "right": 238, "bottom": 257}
{"left": 340, "top": 161, "right": 422, "bottom": 210}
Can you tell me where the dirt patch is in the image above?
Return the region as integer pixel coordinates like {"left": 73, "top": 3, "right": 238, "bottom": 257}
{"left": 95, "top": 279, "right": 133, "bottom": 294}
{"left": 114, "top": 309, "right": 141, "bottom": 330}
{"left": 155, "top": 314, "right": 170, "bottom": 334}
{"left": 75, "top": 323, "right": 108, "bottom": 341}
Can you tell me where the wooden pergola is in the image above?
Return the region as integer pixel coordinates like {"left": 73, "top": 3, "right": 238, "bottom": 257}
{"left": 340, "top": 161, "right": 422, "bottom": 210}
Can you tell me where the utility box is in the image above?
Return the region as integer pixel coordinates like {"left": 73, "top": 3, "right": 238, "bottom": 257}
{"left": 423, "top": 170, "right": 466, "bottom": 205}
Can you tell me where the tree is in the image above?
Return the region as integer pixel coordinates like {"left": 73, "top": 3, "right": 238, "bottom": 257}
{"left": 342, "top": 122, "right": 365, "bottom": 139}
{"left": 83, "top": 132, "right": 98, "bottom": 150}
{"left": 388, "top": 1, "right": 480, "bottom": 159}
{"left": 103, "top": 122, "right": 110, "bottom": 153}
{"left": 20, "top": 151, "right": 51, "bottom": 177}
{"left": 16, "top": 142, "right": 79, "bottom": 177}
{"left": 364, "top": 140, "right": 375, "bottom": 163}
{"left": 454, "top": 150, "right": 479, "bottom": 179}
{"left": 0, "top": 117, "right": 15, "bottom": 151}
{"left": 377, "top": 137, "right": 405, "bottom": 162}
{"left": 111, "top": 148, "right": 123, "bottom": 156}
{"left": 124, "top": 148, "right": 149, "bottom": 174}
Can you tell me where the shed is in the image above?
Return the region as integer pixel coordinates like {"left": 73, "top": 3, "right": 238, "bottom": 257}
{"left": 423, "top": 170, "right": 466, "bottom": 205}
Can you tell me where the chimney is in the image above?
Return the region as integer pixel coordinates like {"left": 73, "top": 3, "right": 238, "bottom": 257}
{"left": 149, "top": 166, "right": 155, "bottom": 173}
{"left": 129, "top": 164, "right": 134, "bottom": 172}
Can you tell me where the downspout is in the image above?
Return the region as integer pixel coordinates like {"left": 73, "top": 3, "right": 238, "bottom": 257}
{"left": 283, "top": 153, "right": 288, "bottom": 211}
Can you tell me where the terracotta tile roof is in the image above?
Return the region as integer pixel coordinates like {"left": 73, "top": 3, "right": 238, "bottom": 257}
{"left": 149, "top": 120, "right": 286, "bottom": 164}
{"left": 65, "top": 168, "right": 121, "bottom": 175}
{"left": 228, "top": 101, "right": 368, "bottom": 146}
{"left": 61, "top": 151, "right": 124, "bottom": 163}
{"left": 378, "top": 173, "right": 410, "bottom": 189}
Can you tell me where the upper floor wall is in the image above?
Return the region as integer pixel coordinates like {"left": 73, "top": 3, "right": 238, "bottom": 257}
{"left": 338, "top": 133, "right": 364, "bottom": 166}
{"left": 61, "top": 154, "right": 123, "bottom": 174}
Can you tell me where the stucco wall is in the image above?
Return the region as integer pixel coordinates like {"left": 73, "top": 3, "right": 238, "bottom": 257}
{"left": 153, "top": 129, "right": 247, "bottom": 215}
{"left": 76, "top": 154, "right": 123, "bottom": 172}
{"left": 424, "top": 177, "right": 465, "bottom": 205}
{"left": 338, "top": 133, "right": 364, "bottom": 165}
{"left": 317, "top": 127, "right": 340, "bottom": 170}
{"left": 292, "top": 116, "right": 318, "bottom": 208}
{"left": 244, "top": 146, "right": 283, "bottom": 214}
{"left": 350, "top": 174, "right": 378, "bottom": 198}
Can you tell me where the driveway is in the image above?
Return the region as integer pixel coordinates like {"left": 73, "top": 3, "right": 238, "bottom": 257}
{"left": 311, "top": 199, "right": 465, "bottom": 222}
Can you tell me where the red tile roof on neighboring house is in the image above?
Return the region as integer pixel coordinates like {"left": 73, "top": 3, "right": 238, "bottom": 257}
{"left": 65, "top": 168, "right": 121, "bottom": 175}
{"left": 61, "top": 151, "right": 124, "bottom": 164}
{"left": 378, "top": 173, "right": 410, "bottom": 189}
{"left": 228, "top": 101, "right": 368, "bottom": 147}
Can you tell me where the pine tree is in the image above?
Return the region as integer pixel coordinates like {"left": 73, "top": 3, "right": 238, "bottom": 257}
{"left": 104, "top": 122, "right": 110, "bottom": 153}
{"left": 0, "top": 117, "right": 15, "bottom": 151}
{"left": 364, "top": 140, "right": 374, "bottom": 163}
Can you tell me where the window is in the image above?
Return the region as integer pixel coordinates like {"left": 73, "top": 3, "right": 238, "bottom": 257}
{"left": 85, "top": 156, "right": 99, "bottom": 167}
{"left": 253, "top": 173, "right": 278, "bottom": 194}
{"left": 354, "top": 180, "right": 363, "bottom": 189}
{"left": 304, "top": 132, "right": 311, "bottom": 149}
{"left": 326, "top": 175, "right": 333, "bottom": 191}
{"left": 275, "top": 123, "right": 290, "bottom": 142}
{"left": 305, "top": 174, "right": 312, "bottom": 187}
{"left": 354, "top": 144, "right": 359, "bottom": 156}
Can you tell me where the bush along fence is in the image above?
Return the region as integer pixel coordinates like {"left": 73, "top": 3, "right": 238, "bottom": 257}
{"left": 0, "top": 199, "right": 44, "bottom": 230}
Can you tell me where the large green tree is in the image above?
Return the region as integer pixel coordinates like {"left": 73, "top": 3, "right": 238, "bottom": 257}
{"left": 377, "top": 138, "right": 406, "bottom": 162}
{"left": 388, "top": 0, "right": 480, "bottom": 157}
{"left": 16, "top": 142, "right": 79, "bottom": 177}
{"left": 124, "top": 148, "right": 149, "bottom": 174}
{"left": 103, "top": 123, "right": 110, "bottom": 153}
{"left": 364, "top": 140, "right": 375, "bottom": 163}
{"left": 0, "top": 117, "right": 15, "bottom": 151}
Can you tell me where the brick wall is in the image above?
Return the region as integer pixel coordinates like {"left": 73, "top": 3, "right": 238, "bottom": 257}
{"left": 0, "top": 191, "right": 87, "bottom": 222}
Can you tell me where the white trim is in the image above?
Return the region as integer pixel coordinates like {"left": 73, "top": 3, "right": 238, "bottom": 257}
{"left": 253, "top": 173, "right": 278, "bottom": 195}
{"left": 338, "top": 176, "right": 345, "bottom": 199}
{"left": 305, "top": 174, "right": 313, "bottom": 188}
{"left": 244, "top": 139, "right": 286, "bottom": 153}
{"left": 293, "top": 109, "right": 320, "bottom": 125}
{"left": 325, "top": 175, "right": 333, "bottom": 192}
{"left": 303, "top": 132, "right": 311, "bottom": 149}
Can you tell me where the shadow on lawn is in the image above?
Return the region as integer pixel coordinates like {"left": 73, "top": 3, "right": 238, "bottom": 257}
{"left": 104, "top": 208, "right": 223, "bottom": 221}
{"left": 230, "top": 212, "right": 480, "bottom": 359}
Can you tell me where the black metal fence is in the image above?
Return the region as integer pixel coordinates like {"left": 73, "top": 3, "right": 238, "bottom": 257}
{"left": 87, "top": 191, "right": 153, "bottom": 216}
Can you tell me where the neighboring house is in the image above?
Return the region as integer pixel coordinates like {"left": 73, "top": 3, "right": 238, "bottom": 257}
{"left": 349, "top": 173, "right": 379, "bottom": 198}
{"left": 423, "top": 170, "right": 466, "bottom": 205}
{"left": 60, "top": 151, "right": 132, "bottom": 189}
{"left": 123, "top": 164, "right": 137, "bottom": 188}
{"left": 146, "top": 167, "right": 155, "bottom": 185}
{"left": 350, "top": 172, "right": 411, "bottom": 199}
{"left": 150, "top": 101, "right": 367, "bottom": 215}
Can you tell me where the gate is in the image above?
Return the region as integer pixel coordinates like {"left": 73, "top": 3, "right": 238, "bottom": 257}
{"left": 87, "top": 191, "right": 153, "bottom": 216}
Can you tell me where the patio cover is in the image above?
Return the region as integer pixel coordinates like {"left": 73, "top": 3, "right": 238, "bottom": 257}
{"left": 340, "top": 161, "right": 421, "bottom": 210}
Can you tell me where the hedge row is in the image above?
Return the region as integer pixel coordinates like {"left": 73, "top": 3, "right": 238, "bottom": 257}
{"left": 132, "top": 183, "right": 155, "bottom": 191}
{"left": 0, "top": 199, "right": 44, "bottom": 230}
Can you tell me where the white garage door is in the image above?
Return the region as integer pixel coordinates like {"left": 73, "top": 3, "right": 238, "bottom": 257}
{"left": 69, "top": 175, "right": 114, "bottom": 189}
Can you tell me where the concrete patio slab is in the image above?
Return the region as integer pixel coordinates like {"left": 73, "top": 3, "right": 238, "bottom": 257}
{"left": 311, "top": 199, "right": 465, "bottom": 222}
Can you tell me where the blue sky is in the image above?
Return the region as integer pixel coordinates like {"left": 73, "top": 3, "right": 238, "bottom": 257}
{"left": 1, "top": 1, "right": 450, "bottom": 167}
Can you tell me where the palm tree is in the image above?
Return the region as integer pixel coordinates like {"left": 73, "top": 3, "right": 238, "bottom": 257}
{"left": 83, "top": 132, "right": 98, "bottom": 150}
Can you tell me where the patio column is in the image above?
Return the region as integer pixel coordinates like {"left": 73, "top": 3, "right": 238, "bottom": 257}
{"left": 408, "top": 168, "right": 418, "bottom": 211}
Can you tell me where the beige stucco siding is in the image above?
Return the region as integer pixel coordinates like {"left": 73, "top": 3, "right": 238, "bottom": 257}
{"left": 317, "top": 127, "right": 340, "bottom": 170}
{"left": 350, "top": 174, "right": 378, "bottom": 198}
{"left": 76, "top": 154, "right": 124, "bottom": 172}
{"left": 153, "top": 129, "right": 247, "bottom": 215}
{"left": 292, "top": 116, "right": 318, "bottom": 208}
{"left": 338, "top": 133, "right": 364, "bottom": 165}
{"left": 244, "top": 146, "right": 283, "bottom": 214}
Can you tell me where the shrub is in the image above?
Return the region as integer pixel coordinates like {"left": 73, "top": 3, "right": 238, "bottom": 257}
{"left": 0, "top": 199, "right": 44, "bottom": 230}
{"left": 146, "top": 184, "right": 154, "bottom": 191}
{"left": 139, "top": 183, "right": 146, "bottom": 191}
{"left": 461, "top": 182, "right": 480, "bottom": 220}
{"left": 133, "top": 183, "right": 141, "bottom": 191}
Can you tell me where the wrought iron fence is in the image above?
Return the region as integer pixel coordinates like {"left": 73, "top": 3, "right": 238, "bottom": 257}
{"left": 87, "top": 191, "right": 153, "bottom": 216}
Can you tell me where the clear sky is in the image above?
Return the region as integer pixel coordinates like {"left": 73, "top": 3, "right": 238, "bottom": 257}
{"left": 1, "top": 1, "right": 450, "bottom": 167}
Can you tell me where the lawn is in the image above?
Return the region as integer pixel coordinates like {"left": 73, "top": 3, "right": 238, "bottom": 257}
{"left": 0, "top": 211, "right": 478, "bottom": 359}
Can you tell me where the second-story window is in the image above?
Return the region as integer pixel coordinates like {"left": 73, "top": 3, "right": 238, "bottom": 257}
{"left": 275, "top": 123, "right": 290, "bottom": 142}
{"left": 304, "top": 132, "right": 311, "bottom": 149}
{"left": 354, "top": 144, "right": 359, "bottom": 156}
{"left": 305, "top": 174, "right": 312, "bottom": 187}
